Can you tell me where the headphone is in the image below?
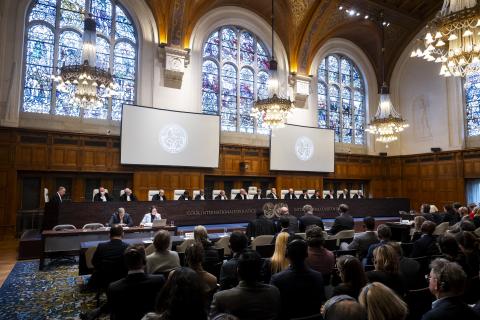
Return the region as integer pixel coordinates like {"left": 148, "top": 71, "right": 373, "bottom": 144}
{"left": 322, "top": 295, "right": 356, "bottom": 318}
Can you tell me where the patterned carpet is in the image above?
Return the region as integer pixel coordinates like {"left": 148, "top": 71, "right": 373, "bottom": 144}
{"left": 0, "top": 260, "right": 106, "bottom": 320}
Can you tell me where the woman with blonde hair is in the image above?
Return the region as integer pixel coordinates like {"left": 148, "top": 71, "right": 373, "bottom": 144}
{"left": 366, "top": 244, "right": 406, "bottom": 297}
{"left": 359, "top": 282, "right": 408, "bottom": 320}
{"left": 262, "top": 232, "right": 290, "bottom": 282}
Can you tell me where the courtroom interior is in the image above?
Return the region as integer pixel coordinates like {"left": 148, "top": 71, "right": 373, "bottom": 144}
{"left": 1, "top": 0, "right": 480, "bottom": 319}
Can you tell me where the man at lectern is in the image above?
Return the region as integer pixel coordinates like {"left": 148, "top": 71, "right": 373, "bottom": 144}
{"left": 120, "top": 188, "right": 137, "bottom": 202}
{"left": 194, "top": 190, "right": 206, "bottom": 200}
{"left": 235, "top": 189, "right": 248, "bottom": 200}
{"left": 267, "top": 188, "right": 278, "bottom": 199}
{"left": 152, "top": 189, "right": 167, "bottom": 201}
{"left": 215, "top": 190, "right": 228, "bottom": 200}
{"left": 284, "top": 188, "right": 297, "bottom": 200}
{"left": 94, "top": 187, "right": 112, "bottom": 202}
{"left": 299, "top": 190, "right": 309, "bottom": 200}
{"left": 178, "top": 190, "right": 191, "bottom": 200}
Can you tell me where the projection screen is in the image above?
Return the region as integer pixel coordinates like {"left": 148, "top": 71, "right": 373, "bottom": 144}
{"left": 270, "top": 124, "right": 334, "bottom": 172}
{"left": 121, "top": 105, "right": 220, "bottom": 168}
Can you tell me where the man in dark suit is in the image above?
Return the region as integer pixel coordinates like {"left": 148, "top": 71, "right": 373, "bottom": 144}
{"left": 411, "top": 220, "right": 440, "bottom": 258}
{"left": 323, "top": 190, "right": 335, "bottom": 199}
{"left": 107, "top": 244, "right": 165, "bottom": 320}
{"left": 338, "top": 189, "right": 349, "bottom": 200}
{"left": 299, "top": 189, "right": 309, "bottom": 200}
{"left": 94, "top": 187, "right": 112, "bottom": 202}
{"left": 246, "top": 210, "right": 276, "bottom": 239}
{"left": 267, "top": 188, "right": 278, "bottom": 199}
{"left": 279, "top": 206, "right": 299, "bottom": 233}
{"left": 299, "top": 204, "right": 324, "bottom": 232}
{"left": 270, "top": 239, "right": 325, "bottom": 320}
{"left": 219, "top": 231, "right": 249, "bottom": 290}
{"left": 284, "top": 188, "right": 297, "bottom": 200}
{"left": 119, "top": 188, "right": 137, "bottom": 202}
{"left": 365, "top": 224, "right": 392, "bottom": 265}
{"left": 235, "top": 188, "right": 248, "bottom": 200}
{"left": 108, "top": 208, "right": 134, "bottom": 227}
{"left": 352, "top": 191, "right": 365, "bottom": 199}
{"left": 328, "top": 204, "right": 354, "bottom": 235}
{"left": 194, "top": 189, "right": 206, "bottom": 200}
{"left": 389, "top": 242, "right": 423, "bottom": 290}
{"left": 151, "top": 189, "right": 167, "bottom": 201}
{"left": 344, "top": 216, "right": 379, "bottom": 260}
{"left": 311, "top": 190, "right": 322, "bottom": 199}
{"left": 422, "top": 258, "right": 480, "bottom": 320}
{"left": 215, "top": 190, "right": 228, "bottom": 200}
{"left": 210, "top": 250, "right": 280, "bottom": 319}
{"left": 253, "top": 189, "right": 262, "bottom": 199}
{"left": 50, "top": 186, "right": 66, "bottom": 205}
{"left": 178, "top": 190, "right": 191, "bottom": 200}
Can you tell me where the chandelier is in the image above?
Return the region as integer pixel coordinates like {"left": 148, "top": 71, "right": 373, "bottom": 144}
{"left": 365, "top": 13, "right": 409, "bottom": 145}
{"left": 410, "top": 0, "right": 480, "bottom": 77}
{"left": 52, "top": 13, "right": 117, "bottom": 109}
{"left": 251, "top": 0, "right": 294, "bottom": 129}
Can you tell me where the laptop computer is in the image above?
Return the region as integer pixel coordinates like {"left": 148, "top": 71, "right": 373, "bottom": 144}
{"left": 152, "top": 219, "right": 167, "bottom": 227}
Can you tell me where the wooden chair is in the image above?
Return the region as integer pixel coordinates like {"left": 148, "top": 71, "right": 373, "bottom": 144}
{"left": 214, "top": 236, "right": 231, "bottom": 257}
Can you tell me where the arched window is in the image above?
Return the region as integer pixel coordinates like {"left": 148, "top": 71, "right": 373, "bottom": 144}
{"left": 202, "top": 26, "right": 270, "bottom": 134}
{"left": 317, "top": 54, "right": 366, "bottom": 144}
{"left": 22, "top": 0, "right": 137, "bottom": 121}
{"left": 465, "top": 73, "right": 480, "bottom": 137}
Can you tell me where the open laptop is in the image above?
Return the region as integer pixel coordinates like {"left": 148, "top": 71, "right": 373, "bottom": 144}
{"left": 152, "top": 219, "right": 167, "bottom": 227}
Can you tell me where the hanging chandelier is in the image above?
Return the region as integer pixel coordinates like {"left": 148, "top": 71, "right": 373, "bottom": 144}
{"left": 365, "top": 13, "right": 409, "bottom": 145}
{"left": 410, "top": 0, "right": 480, "bottom": 77}
{"left": 52, "top": 13, "right": 117, "bottom": 109}
{"left": 251, "top": 0, "right": 294, "bottom": 129}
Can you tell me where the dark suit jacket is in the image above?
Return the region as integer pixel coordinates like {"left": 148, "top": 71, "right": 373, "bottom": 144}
{"left": 328, "top": 214, "right": 354, "bottom": 235}
{"left": 210, "top": 281, "right": 281, "bottom": 320}
{"left": 246, "top": 217, "right": 276, "bottom": 238}
{"left": 235, "top": 193, "right": 247, "bottom": 200}
{"left": 151, "top": 194, "right": 166, "bottom": 201}
{"left": 215, "top": 194, "right": 227, "bottom": 200}
{"left": 422, "top": 296, "right": 480, "bottom": 320}
{"left": 107, "top": 272, "right": 165, "bottom": 320}
{"left": 311, "top": 194, "right": 321, "bottom": 199}
{"left": 178, "top": 195, "right": 191, "bottom": 200}
{"left": 219, "top": 254, "right": 241, "bottom": 290}
{"left": 108, "top": 213, "right": 134, "bottom": 227}
{"left": 353, "top": 194, "right": 364, "bottom": 199}
{"left": 253, "top": 194, "right": 262, "bottom": 199}
{"left": 299, "top": 214, "right": 324, "bottom": 232}
{"left": 94, "top": 192, "right": 113, "bottom": 202}
{"left": 299, "top": 194, "right": 309, "bottom": 200}
{"left": 119, "top": 193, "right": 137, "bottom": 202}
{"left": 91, "top": 239, "right": 129, "bottom": 288}
{"left": 284, "top": 193, "right": 297, "bottom": 200}
{"left": 347, "top": 231, "right": 379, "bottom": 260}
{"left": 270, "top": 265, "right": 325, "bottom": 320}
{"left": 323, "top": 194, "right": 333, "bottom": 199}
{"left": 267, "top": 193, "right": 278, "bottom": 199}
{"left": 399, "top": 256, "right": 423, "bottom": 290}
{"left": 194, "top": 194, "right": 206, "bottom": 200}
{"left": 366, "top": 270, "right": 406, "bottom": 297}
{"left": 443, "top": 211, "right": 460, "bottom": 226}
{"left": 410, "top": 234, "right": 440, "bottom": 258}
{"left": 50, "top": 192, "right": 63, "bottom": 206}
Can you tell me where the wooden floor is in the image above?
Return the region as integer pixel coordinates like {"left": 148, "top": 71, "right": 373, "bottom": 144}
{"left": 0, "top": 240, "right": 18, "bottom": 287}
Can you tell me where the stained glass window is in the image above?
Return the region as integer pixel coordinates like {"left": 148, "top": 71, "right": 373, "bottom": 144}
{"left": 22, "top": 0, "right": 137, "bottom": 121}
{"left": 202, "top": 26, "right": 270, "bottom": 134}
{"left": 465, "top": 72, "right": 480, "bottom": 137}
{"left": 317, "top": 54, "right": 366, "bottom": 144}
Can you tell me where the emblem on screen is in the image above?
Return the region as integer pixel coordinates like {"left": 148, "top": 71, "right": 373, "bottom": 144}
{"left": 159, "top": 124, "right": 188, "bottom": 154}
{"left": 295, "top": 136, "right": 314, "bottom": 161}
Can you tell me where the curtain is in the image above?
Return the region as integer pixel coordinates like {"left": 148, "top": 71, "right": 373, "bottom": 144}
{"left": 466, "top": 179, "right": 480, "bottom": 204}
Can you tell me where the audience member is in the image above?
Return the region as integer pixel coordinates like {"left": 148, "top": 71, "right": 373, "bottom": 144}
{"left": 421, "top": 203, "right": 434, "bottom": 222}
{"left": 185, "top": 242, "right": 218, "bottom": 294}
{"left": 430, "top": 205, "right": 443, "bottom": 225}
{"left": 270, "top": 239, "right": 325, "bottom": 320}
{"left": 107, "top": 244, "right": 165, "bottom": 320}
{"left": 358, "top": 282, "right": 408, "bottom": 320}
{"left": 151, "top": 189, "right": 166, "bottom": 201}
{"left": 219, "top": 231, "right": 248, "bottom": 290}
{"left": 365, "top": 224, "right": 392, "bottom": 265}
{"left": 410, "top": 220, "right": 440, "bottom": 258}
{"left": 389, "top": 242, "right": 423, "bottom": 290}
{"left": 108, "top": 207, "right": 134, "bottom": 227}
{"left": 194, "top": 225, "right": 222, "bottom": 268}
{"left": 455, "top": 231, "right": 480, "bottom": 277}
{"left": 344, "top": 216, "right": 379, "bottom": 260}
{"left": 245, "top": 210, "right": 276, "bottom": 239}
{"left": 305, "top": 226, "right": 335, "bottom": 276}
{"left": 438, "top": 234, "right": 465, "bottom": 267}
{"left": 367, "top": 244, "right": 406, "bottom": 297}
{"left": 210, "top": 250, "right": 280, "bottom": 320}
{"left": 146, "top": 230, "right": 180, "bottom": 274}
{"left": 443, "top": 204, "right": 460, "bottom": 226}
{"left": 143, "top": 267, "right": 208, "bottom": 320}
{"left": 263, "top": 232, "right": 290, "bottom": 283}
{"left": 468, "top": 203, "right": 478, "bottom": 220}
{"left": 119, "top": 188, "right": 136, "bottom": 202}
{"left": 140, "top": 206, "right": 161, "bottom": 226}
{"left": 299, "top": 205, "right": 324, "bottom": 232}
{"left": 322, "top": 295, "right": 367, "bottom": 320}
{"left": 474, "top": 207, "right": 480, "bottom": 228}
{"left": 328, "top": 204, "right": 354, "bottom": 235}
{"left": 271, "top": 216, "right": 294, "bottom": 244}
{"left": 278, "top": 206, "right": 299, "bottom": 233}
{"left": 412, "top": 215, "right": 427, "bottom": 242}
{"left": 422, "top": 258, "right": 480, "bottom": 320}
{"left": 332, "top": 255, "right": 367, "bottom": 299}
{"left": 94, "top": 186, "right": 112, "bottom": 202}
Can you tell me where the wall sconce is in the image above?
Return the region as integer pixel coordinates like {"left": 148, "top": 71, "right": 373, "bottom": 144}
{"left": 159, "top": 43, "right": 191, "bottom": 89}
{"left": 289, "top": 73, "right": 312, "bottom": 108}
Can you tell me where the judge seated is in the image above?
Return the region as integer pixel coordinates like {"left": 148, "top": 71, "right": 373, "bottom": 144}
{"left": 151, "top": 189, "right": 167, "bottom": 201}
{"left": 338, "top": 189, "right": 350, "bottom": 199}
{"left": 119, "top": 188, "right": 137, "bottom": 202}
{"left": 109, "top": 207, "right": 134, "bottom": 227}
{"left": 267, "top": 187, "right": 279, "bottom": 199}
{"left": 324, "top": 190, "right": 335, "bottom": 199}
{"left": 235, "top": 188, "right": 248, "bottom": 200}
{"left": 215, "top": 190, "right": 228, "bottom": 200}
{"left": 253, "top": 189, "right": 262, "bottom": 199}
{"left": 299, "top": 189, "right": 309, "bottom": 200}
{"left": 311, "top": 190, "right": 322, "bottom": 199}
{"left": 284, "top": 188, "right": 297, "bottom": 200}
{"left": 194, "top": 190, "right": 206, "bottom": 200}
{"left": 178, "top": 190, "right": 191, "bottom": 200}
{"left": 353, "top": 190, "right": 364, "bottom": 199}
{"left": 94, "top": 187, "right": 112, "bottom": 202}
{"left": 140, "top": 206, "right": 161, "bottom": 226}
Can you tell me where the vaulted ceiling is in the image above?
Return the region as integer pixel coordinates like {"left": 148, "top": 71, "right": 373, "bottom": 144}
{"left": 145, "top": 0, "right": 442, "bottom": 87}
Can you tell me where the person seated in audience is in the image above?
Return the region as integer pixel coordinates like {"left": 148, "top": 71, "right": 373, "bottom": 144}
{"left": 443, "top": 204, "right": 460, "bottom": 226}
{"left": 412, "top": 215, "right": 427, "bottom": 242}
{"left": 473, "top": 207, "right": 480, "bottom": 228}
{"left": 311, "top": 189, "right": 321, "bottom": 199}
{"left": 215, "top": 190, "right": 228, "bottom": 200}
{"left": 246, "top": 209, "right": 276, "bottom": 239}
{"left": 142, "top": 267, "right": 208, "bottom": 320}
{"left": 305, "top": 226, "right": 335, "bottom": 277}
{"left": 389, "top": 242, "right": 424, "bottom": 290}
{"left": 365, "top": 224, "right": 392, "bottom": 265}
{"left": 219, "top": 231, "right": 248, "bottom": 290}
{"left": 421, "top": 203, "right": 434, "bottom": 221}
{"left": 119, "top": 188, "right": 136, "bottom": 202}
{"left": 358, "top": 282, "right": 408, "bottom": 320}
{"left": 263, "top": 232, "right": 290, "bottom": 283}
{"left": 429, "top": 205, "right": 443, "bottom": 225}
{"left": 210, "top": 250, "right": 280, "bottom": 320}
{"left": 51, "top": 186, "right": 66, "bottom": 205}
{"left": 194, "top": 225, "right": 222, "bottom": 268}
{"left": 353, "top": 190, "right": 364, "bottom": 199}
{"left": 253, "top": 188, "right": 262, "bottom": 199}
{"left": 146, "top": 230, "right": 180, "bottom": 274}
{"left": 94, "top": 186, "right": 112, "bottom": 202}
{"left": 185, "top": 242, "right": 218, "bottom": 294}
{"left": 299, "top": 189, "right": 309, "bottom": 199}
{"left": 278, "top": 206, "right": 299, "bottom": 233}
{"left": 438, "top": 234, "right": 466, "bottom": 268}
{"left": 140, "top": 206, "right": 161, "bottom": 226}
{"left": 108, "top": 207, "right": 134, "bottom": 227}
{"left": 332, "top": 255, "right": 367, "bottom": 299}
{"left": 267, "top": 187, "right": 278, "bottom": 199}
{"left": 344, "top": 216, "right": 379, "bottom": 260}
{"left": 328, "top": 204, "right": 354, "bottom": 235}
{"left": 151, "top": 189, "right": 167, "bottom": 201}
{"left": 410, "top": 220, "right": 440, "bottom": 258}
{"left": 299, "top": 204, "right": 324, "bottom": 232}
{"left": 367, "top": 244, "right": 406, "bottom": 297}
{"left": 322, "top": 295, "right": 367, "bottom": 320}
{"left": 449, "top": 209, "right": 475, "bottom": 233}
{"left": 107, "top": 244, "right": 165, "bottom": 320}
{"left": 283, "top": 188, "right": 297, "bottom": 200}
{"left": 455, "top": 231, "right": 480, "bottom": 277}
{"left": 270, "top": 239, "right": 325, "bottom": 319}
{"left": 271, "top": 216, "right": 295, "bottom": 244}
{"left": 178, "top": 190, "right": 190, "bottom": 200}
{"left": 194, "top": 189, "right": 206, "bottom": 200}
{"left": 234, "top": 188, "right": 247, "bottom": 200}
{"left": 422, "top": 258, "right": 480, "bottom": 320}
{"left": 468, "top": 203, "right": 477, "bottom": 220}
